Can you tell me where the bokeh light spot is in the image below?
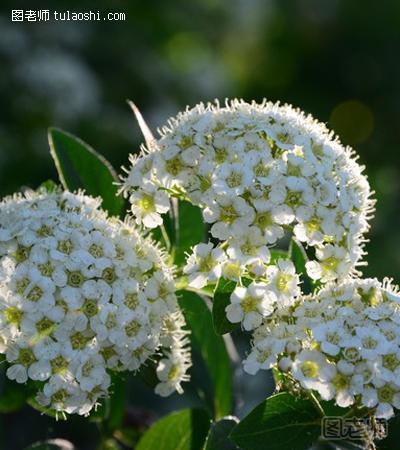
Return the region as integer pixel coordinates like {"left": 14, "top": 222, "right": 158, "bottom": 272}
{"left": 165, "top": 33, "right": 210, "bottom": 73}
{"left": 329, "top": 100, "right": 374, "bottom": 145}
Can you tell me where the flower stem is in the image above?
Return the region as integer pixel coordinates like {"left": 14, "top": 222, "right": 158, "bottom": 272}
{"left": 307, "top": 391, "right": 325, "bottom": 417}
{"left": 160, "top": 224, "right": 171, "bottom": 251}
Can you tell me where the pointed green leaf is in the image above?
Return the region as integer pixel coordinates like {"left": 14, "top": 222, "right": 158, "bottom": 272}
{"left": 204, "top": 417, "right": 240, "bottom": 450}
{"left": 289, "top": 239, "right": 314, "bottom": 295}
{"left": 48, "top": 127, "right": 124, "bottom": 216}
{"left": 174, "top": 201, "right": 206, "bottom": 265}
{"left": 179, "top": 290, "right": 232, "bottom": 418}
{"left": 212, "top": 278, "right": 239, "bottom": 335}
{"left": 230, "top": 392, "right": 322, "bottom": 450}
{"left": 136, "top": 408, "right": 210, "bottom": 450}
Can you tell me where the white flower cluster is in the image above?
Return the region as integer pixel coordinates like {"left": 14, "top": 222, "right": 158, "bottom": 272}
{"left": 223, "top": 258, "right": 301, "bottom": 330}
{"left": 122, "top": 99, "right": 374, "bottom": 284}
{"left": 0, "top": 190, "right": 191, "bottom": 415}
{"left": 244, "top": 278, "right": 400, "bottom": 419}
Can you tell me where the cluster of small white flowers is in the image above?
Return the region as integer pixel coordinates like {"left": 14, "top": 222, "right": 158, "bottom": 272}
{"left": 0, "top": 190, "right": 191, "bottom": 415}
{"left": 121, "top": 99, "right": 374, "bottom": 285}
{"left": 224, "top": 258, "right": 301, "bottom": 330}
{"left": 244, "top": 278, "right": 400, "bottom": 419}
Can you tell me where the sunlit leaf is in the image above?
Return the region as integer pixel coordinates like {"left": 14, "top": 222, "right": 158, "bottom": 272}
{"left": 179, "top": 290, "right": 232, "bottom": 418}
{"left": 48, "top": 127, "right": 124, "bottom": 216}
{"left": 230, "top": 392, "right": 322, "bottom": 450}
{"left": 212, "top": 278, "right": 239, "bottom": 335}
{"left": 174, "top": 200, "right": 206, "bottom": 265}
{"left": 136, "top": 408, "right": 210, "bottom": 450}
{"left": 204, "top": 416, "right": 240, "bottom": 450}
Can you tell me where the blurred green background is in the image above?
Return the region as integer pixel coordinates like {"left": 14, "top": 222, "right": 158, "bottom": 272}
{"left": 0, "top": 0, "right": 400, "bottom": 448}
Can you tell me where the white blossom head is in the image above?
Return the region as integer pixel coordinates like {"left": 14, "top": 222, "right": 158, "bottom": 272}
{"left": 245, "top": 278, "right": 400, "bottom": 419}
{"left": 0, "top": 190, "right": 191, "bottom": 416}
{"left": 121, "top": 99, "right": 375, "bottom": 284}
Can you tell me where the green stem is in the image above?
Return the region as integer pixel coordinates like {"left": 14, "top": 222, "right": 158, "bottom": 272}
{"left": 174, "top": 276, "right": 214, "bottom": 297}
{"left": 160, "top": 224, "right": 171, "bottom": 251}
{"left": 343, "top": 405, "right": 371, "bottom": 419}
{"left": 175, "top": 275, "right": 188, "bottom": 290}
{"left": 307, "top": 391, "right": 325, "bottom": 417}
{"left": 185, "top": 286, "right": 214, "bottom": 297}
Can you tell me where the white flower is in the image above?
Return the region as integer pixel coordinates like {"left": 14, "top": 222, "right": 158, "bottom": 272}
{"left": 226, "top": 283, "right": 276, "bottom": 330}
{"left": 251, "top": 205, "right": 285, "bottom": 244}
{"left": 355, "top": 326, "right": 390, "bottom": 360}
{"left": 265, "top": 259, "right": 300, "bottom": 306}
{"left": 306, "top": 245, "right": 351, "bottom": 282}
{"left": 129, "top": 186, "right": 170, "bottom": 228}
{"left": 331, "top": 365, "right": 362, "bottom": 408}
{"left": 243, "top": 337, "right": 283, "bottom": 375}
{"left": 291, "top": 349, "right": 336, "bottom": 400}
{"left": 226, "top": 227, "right": 270, "bottom": 265}
{"left": 183, "top": 242, "right": 227, "bottom": 289}
{"left": 73, "top": 353, "right": 110, "bottom": 392}
{"left": 312, "top": 320, "right": 346, "bottom": 356}
{"left": 243, "top": 347, "right": 277, "bottom": 375}
{"left": 213, "top": 162, "right": 253, "bottom": 196}
{"left": 0, "top": 190, "right": 191, "bottom": 415}
{"left": 204, "top": 196, "right": 255, "bottom": 241}
{"left": 155, "top": 353, "right": 190, "bottom": 397}
{"left": 362, "top": 383, "right": 400, "bottom": 419}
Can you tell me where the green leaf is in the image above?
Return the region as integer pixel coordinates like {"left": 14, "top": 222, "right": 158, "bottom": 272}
{"left": 25, "top": 438, "right": 75, "bottom": 450}
{"left": 48, "top": 127, "right": 124, "bottom": 216}
{"left": 289, "top": 239, "right": 314, "bottom": 295}
{"left": 175, "top": 200, "right": 206, "bottom": 265}
{"left": 0, "top": 374, "right": 27, "bottom": 413}
{"left": 27, "top": 396, "right": 65, "bottom": 420}
{"left": 179, "top": 290, "right": 232, "bottom": 418}
{"left": 319, "top": 400, "right": 351, "bottom": 417}
{"left": 136, "top": 408, "right": 210, "bottom": 450}
{"left": 204, "top": 417, "right": 240, "bottom": 450}
{"left": 107, "top": 372, "right": 127, "bottom": 431}
{"left": 270, "top": 249, "right": 288, "bottom": 264}
{"left": 230, "top": 392, "right": 322, "bottom": 450}
{"left": 212, "top": 278, "right": 239, "bottom": 335}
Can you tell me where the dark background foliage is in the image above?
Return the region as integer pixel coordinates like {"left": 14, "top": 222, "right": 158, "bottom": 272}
{"left": 0, "top": 1, "right": 399, "bottom": 449}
